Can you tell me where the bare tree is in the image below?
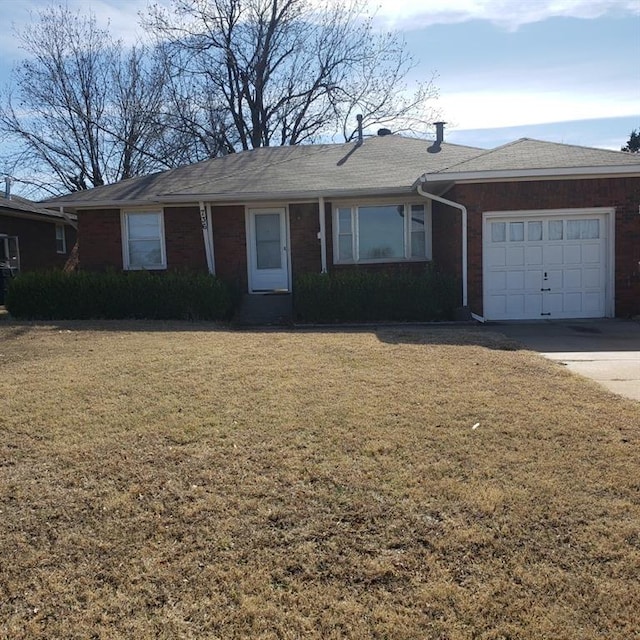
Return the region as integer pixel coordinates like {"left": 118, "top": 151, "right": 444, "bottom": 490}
{"left": 0, "top": 5, "right": 179, "bottom": 194}
{"left": 146, "top": 0, "right": 438, "bottom": 150}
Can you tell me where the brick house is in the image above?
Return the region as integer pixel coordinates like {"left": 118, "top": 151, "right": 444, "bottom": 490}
{"left": 1, "top": 194, "right": 78, "bottom": 303}
{"left": 45, "top": 133, "right": 640, "bottom": 320}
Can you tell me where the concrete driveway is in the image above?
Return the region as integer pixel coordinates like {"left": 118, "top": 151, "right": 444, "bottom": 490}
{"left": 486, "top": 319, "right": 640, "bottom": 402}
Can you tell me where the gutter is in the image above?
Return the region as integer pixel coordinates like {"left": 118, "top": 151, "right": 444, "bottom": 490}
{"left": 421, "top": 164, "right": 640, "bottom": 184}
{"left": 416, "top": 182, "right": 468, "bottom": 308}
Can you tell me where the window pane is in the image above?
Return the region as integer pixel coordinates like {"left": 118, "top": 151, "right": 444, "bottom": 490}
{"left": 338, "top": 208, "right": 352, "bottom": 234}
{"left": 338, "top": 234, "right": 353, "bottom": 261}
{"left": 128, "top": 213, "right": 161, "bottom": 239}
{"left": 256, "top": 241, "right": 281, "bottom": 269}
{"left": 549, "top": 220, "right": 563, "bottom": 240}
{"left": 491, "top": 222, "right": 506, "bottom": 242}
{"left": 411, "top": 232, "right": 426, "bottom": 257}
{"left": 567, "top": 219, "right": 599, "bottom": 240}
{"left": 509, "top": 222, "right": 524, "bottom": 242}
{"left": 129, "top": 240, "right": 162, "bottom": 268}
{"left": 527, "top": 221, "right": 542, "bottom": 241}
{"left": 410, "top": 205, "right": 425, "bottom": 231}
{"left": 255, "top": 214, "right": 281, "bottom": 269}
{"left": 358, "top": 205, "right": 404, "bottom": 260}
{"left": 55, "top": 225, "right": 66, "bottom": 253}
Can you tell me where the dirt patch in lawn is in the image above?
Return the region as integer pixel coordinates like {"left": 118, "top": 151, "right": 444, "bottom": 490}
{"left": 0, "top": 322, "right": 638, "bottom": 639}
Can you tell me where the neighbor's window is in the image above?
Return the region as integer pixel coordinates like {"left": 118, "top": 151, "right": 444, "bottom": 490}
{"left": 122, "top": 211, "right": 166, "bottom": 270}
{"left": 55, "top": 225, "right": 66, "bottom": 254}
{"left": 334, "top": 203, "right": 430, "bottom": 263}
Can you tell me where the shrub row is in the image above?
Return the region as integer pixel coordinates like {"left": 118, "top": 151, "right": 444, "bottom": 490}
{"left": 294, "top": 267, "right": 459, "bottom": 323}
{"left": 6, "top": 270, "right": 234, "bottom": 321}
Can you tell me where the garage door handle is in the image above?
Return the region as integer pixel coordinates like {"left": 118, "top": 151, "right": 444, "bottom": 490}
{"left": 541, "top": 288, "right": 551, "bottom": 292}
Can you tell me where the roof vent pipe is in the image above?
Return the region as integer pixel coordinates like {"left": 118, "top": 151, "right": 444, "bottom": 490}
{"left": 356, "top": 114, "right": 363, "bottom": 143}
{"left": 427, "top": 121, "right": 446, "bottom": 154}
{"left": 377, "top": 128, "right": 392, "bottom": 137}
{"left": 4, "top": 176, "right": 12, "bottom": 199}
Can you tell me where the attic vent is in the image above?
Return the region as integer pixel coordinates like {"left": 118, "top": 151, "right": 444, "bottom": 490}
{"left": 377, "top": 128, "right": 392, "bottom": 137}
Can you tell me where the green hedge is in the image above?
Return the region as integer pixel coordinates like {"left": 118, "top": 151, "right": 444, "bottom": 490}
{"left": 294, "top": 267, "right": 459, "bottom": 323}
{"left": 5, "top": 270, "right": 235, "bottom": 321}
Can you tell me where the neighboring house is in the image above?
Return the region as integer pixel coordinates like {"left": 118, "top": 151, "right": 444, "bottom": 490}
{"left": 1, "top": 193, "right": 78, "bottom": 303}
{"left": 45, "top": 131, "right": 640, "bottom": 320}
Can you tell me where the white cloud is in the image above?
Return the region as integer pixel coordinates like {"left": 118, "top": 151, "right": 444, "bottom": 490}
{"left": 439, "top": 89, "right": 640, "bottom": 129}
{"left": 371, "top": 0, "right": 640, "bottom": 30}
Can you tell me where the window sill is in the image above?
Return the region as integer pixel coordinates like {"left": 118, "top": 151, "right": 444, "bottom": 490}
{"left": 124, "top": 265, "right": 167, "bottom": 271}
{"left": 334, "top": 257, "right": 431, "bottom": 266}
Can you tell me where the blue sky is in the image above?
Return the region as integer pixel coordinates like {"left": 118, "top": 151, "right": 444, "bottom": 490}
{"left": 0, "top": 0, "right": 638, "bottom": 151}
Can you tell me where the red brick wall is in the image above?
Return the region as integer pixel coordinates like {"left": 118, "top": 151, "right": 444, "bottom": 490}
{"left": 432, "top": 200, "right": 462, "bottom": 280}
{"left": 289, "top": 202, "right": 322, "bottom": 276}
{"left": 211, "top": 205, "right": 247, "bottom": 290}
{"left": 77, "top": 209, "right": 122, "bottom": 270}
{"left": 164, "top": 207, "right": 207, "bottom": 270}
{"left": 0, "top": 213, "right": 76, "bottom": 271}
{"left": 448, "top": 176, "right": 640, "bottom": 317}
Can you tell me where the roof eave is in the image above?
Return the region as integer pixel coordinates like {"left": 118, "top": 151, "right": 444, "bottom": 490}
{"left": 48, "top": 185, "right": 417, "bottom": 210}
{"left": 419, "top": 164, "right": 640, "bottom": 184}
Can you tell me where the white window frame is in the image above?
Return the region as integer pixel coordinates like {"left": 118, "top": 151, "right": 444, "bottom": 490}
{"left": 332, "top": 199, "right": 432, "bottom": 264}
{"left": 55, "top": 224, "right": 66, "bottom": 254}
{"left": 121, "top": 210, "right": 167, "bottom": 270}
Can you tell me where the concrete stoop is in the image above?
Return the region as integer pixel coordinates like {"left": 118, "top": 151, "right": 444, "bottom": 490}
{"left": 235, "top": 293, "right": 293, "bottom": 326}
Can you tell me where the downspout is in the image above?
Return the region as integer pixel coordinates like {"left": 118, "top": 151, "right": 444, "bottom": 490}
{"left": 416, "top": 182, "right": 468, "bottom": 310}
{"left": 318, "top": 196, "right": 327, "bottom": 273}
{"left": 199, "top": 201, "right": 214, "bottom": 274}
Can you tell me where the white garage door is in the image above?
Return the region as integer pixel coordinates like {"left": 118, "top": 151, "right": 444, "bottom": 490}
{"left": 483, "top": 211, "right": 608, "bottom": 320}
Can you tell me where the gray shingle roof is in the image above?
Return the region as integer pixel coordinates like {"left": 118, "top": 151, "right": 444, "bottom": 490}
{"left": 432, "top": 138, "right": 640, "bottom": 174}
{"left": 0, "top": 195, "right": 77, "bottom": 221}
{"left": 46, "top": 136, "right": 482, "bottom": 207}
{"left": 45, "top": 135, "right": 640, "bottom": 209}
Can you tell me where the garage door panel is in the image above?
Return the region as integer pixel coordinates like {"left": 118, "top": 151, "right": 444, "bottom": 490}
{"left": 544, "top": 245, "right": 563, "bottom": 264}
{"left": 484, "top": 212, "right": 607, "bottom": 320}
{"left": 583, "top": 267, "right": 601, "bottom": 288}
{"left": 564, "top": 292, "right": 583, "bottom": 313}
{"left": 525, "top": 293, "right": 542, "bottom": 315}
{"left": 486, "top": 270, "right": 506, "bottom": 291}
{"left": 486, "top": 295, "right": 507, "bottom": 317}
{"left": 582, "top": 243, "right": 601, "bottom": 263}
{"left": 487, "top": 246, "right": 506, "bottom": 267}
{"left": 506, "top": 246, "right": 524, "bottom": 266}
{"left": 506, "top": 294, "right": 525, "bottom": 316}
{"left": 563, "top": 245, "right": 582, "bottom": 264}
{"left": 584, "top": 292, "right": 603, "bottom": 312}
{"left": 525, "top": 270, "right": 542, "bottom": 289}
{"left": 507, "top": 271, "right": 525, "bottom": 290}
{"left": 564, "top": 269, "right": 582, "bottom": 288}
{"left": 526, "top": 246, "right": 543, "bottom": 265}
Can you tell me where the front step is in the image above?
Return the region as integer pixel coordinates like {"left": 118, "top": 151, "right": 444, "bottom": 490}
{"left": 235, "top": 293, "right": 293, "bottom": 326}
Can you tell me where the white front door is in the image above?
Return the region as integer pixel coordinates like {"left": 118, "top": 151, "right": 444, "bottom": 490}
{"left": 248, "top": 208, "right": 290, "bottom": 292}
{"left": 483, "top": 211, "right": 609, "bottom": 320}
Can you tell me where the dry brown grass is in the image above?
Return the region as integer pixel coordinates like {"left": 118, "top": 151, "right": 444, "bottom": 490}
{"left": 0, "top": 321, "right": 638, "bottom": 639}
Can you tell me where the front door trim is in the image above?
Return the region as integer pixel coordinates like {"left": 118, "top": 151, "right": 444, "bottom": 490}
{"left": 245, "top": 205, "right": 292, "bottom": 293}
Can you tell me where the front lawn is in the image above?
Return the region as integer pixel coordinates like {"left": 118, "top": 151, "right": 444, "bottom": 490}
{"left": 0, "top": 322, "right": 638, "bottom": 639}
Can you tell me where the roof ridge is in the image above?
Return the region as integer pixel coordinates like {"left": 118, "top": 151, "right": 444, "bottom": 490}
{"left": 514, "top": 136, "right": 633, "bottom": 155}
{"left": 429, "top": 139, "right": 519, "bottom": 174}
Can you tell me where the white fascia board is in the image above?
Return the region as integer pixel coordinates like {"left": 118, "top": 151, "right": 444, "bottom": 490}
{"left": 49, "top": 187, "right": 416, "bottom": 211}
{"left": 419, "top": 165, "right": 640, "bottom": 184}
